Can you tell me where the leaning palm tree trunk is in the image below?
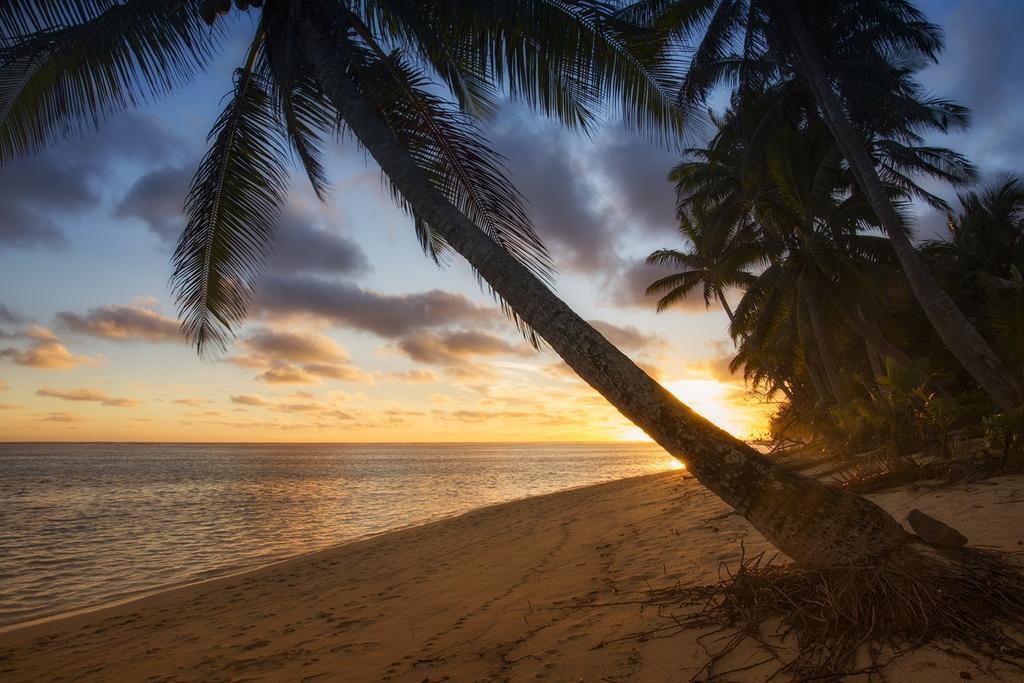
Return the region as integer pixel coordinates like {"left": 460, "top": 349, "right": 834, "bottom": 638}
{"left": 776, "top": 1, "right": 1021, "bottom": 410}
{"left": 300, "top": 22, "right": 912, "bottom": 567}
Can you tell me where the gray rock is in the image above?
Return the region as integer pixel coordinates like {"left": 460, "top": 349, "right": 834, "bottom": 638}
{"left": 908, "top": 509, "right": 968, "bottom": 547}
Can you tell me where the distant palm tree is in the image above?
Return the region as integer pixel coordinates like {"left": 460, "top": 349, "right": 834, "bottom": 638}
{"left": 2, "top": 1, "right": 918, "bottom": 566}
{"left": 645, "top": 201, "right": 759, "bottom": 321}
{"left": 626, "top": 0, "right": 1022, "bottom": 409}
{"left": 941, "top": 177, "right": 1024, "bottom": 279}
{"left": 659, "top": 97, "right": 922, "bottom": 381}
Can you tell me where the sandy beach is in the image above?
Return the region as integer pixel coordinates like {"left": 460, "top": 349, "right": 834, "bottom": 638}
{"left": 1, "top": 470, "right": 1022, "bottom": 682}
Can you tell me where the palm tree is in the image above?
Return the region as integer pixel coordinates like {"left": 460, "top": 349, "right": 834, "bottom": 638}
{"left": 645, "top": 201, "right": 759, "bottom": 321}
{"left": 1, "top": 0, "right": 921, "bottom": 566}
{"left": 666, "top": 97, "right": 922, "bottom": 369}
{"left": 940, "top": 176, "right": 1024, "bottom": 280}
{"left": 926, "top": 176, "right": 1024, "bottom": 385}
{"left": 627, "top": 0, "right": 1022, "bottom": 409}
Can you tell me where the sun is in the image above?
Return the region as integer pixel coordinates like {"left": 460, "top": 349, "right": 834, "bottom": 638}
{"left": 663, "top": 379, "right": 766, "bottom": 440}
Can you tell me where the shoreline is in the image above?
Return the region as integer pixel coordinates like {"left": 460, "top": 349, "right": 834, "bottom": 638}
{"left": 2, "top": 470, "right": 1022, "bottom": 681}
{"left": 0, "top": 469, "right": 679, "bottom": 636}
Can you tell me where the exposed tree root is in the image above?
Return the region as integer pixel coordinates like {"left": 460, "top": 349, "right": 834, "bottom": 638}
{"left": 620, "top": 543, "right": 1024, "bottom": 680}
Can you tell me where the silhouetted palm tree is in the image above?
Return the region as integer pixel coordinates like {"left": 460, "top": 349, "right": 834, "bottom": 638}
{"left": 927, "top": 176, "right": 1024, "bottom": 384}
{"left": 626, "top": 0, "right": 1021, "bottom": 408}
{"left": 645, "top": 201, "right": 759, "bottom": 321}
{"left": 2, "top": 0, "right": 922, "bottom": 566}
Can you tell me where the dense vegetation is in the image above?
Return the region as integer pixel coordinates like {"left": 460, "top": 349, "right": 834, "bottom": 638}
{"left": 648, "top": 73, "right": 1024, "bottom": 464}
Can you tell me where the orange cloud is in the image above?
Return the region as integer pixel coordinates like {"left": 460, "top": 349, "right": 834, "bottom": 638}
{"left": 231, "top": 329, "right": 373, "bottom": 386}
{"left": 590, "top": 320, "right": 667, "bottom": 351}
{"left": 396, "top": 330, "right": 528, "bottom": 365}
{"left": 56, "top": 303, "right": 182, "bottom": 342}
{"left": 0, "top": 327, "right": 101, "bottom": 369}
{"left": 384, "top": 369, "right": 440, "bottom": 384}
{"left": 230, "top": 394, "right": 270, "bottom": 407}
{"left": 238, "top": 329, "right": 351, "bottom": 364}
{"left": 172, "top": 397, "right": 209, "bottom": 407}
{"left": 256, "top": 365, "right": 320, "bottom": 385}
{"left": 40, "top": 412, "right": 83, "bottom": 423}
{"left": 36, "top": 387, "right": 140, "bottom": 407}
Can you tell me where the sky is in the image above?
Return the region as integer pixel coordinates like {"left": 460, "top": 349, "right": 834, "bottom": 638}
{"left": 0, "top": 0, "right": 1020, "bottom": 443}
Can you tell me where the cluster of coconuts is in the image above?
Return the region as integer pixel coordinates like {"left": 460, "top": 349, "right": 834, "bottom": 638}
{"left": 201, "top": 0, "right": 265, "bottom": 26}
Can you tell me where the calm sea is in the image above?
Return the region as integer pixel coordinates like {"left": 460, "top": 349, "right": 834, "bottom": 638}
{"left": 0, "top": 442, "right": 674, "bottom": 627}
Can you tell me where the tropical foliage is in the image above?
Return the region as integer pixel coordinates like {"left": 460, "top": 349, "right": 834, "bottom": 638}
{"left": 650, "top": 86, "right": 1024, "bottom": 459}
{"left": 0, "top": 0, "right": 681, "bottom": 352}
{"left": 630, "top": 0, "right": 1022, "bottom": 409}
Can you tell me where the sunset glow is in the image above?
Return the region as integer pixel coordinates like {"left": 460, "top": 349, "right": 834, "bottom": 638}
{"left": 0, "top": 86, "right": 766, "bottom": 443}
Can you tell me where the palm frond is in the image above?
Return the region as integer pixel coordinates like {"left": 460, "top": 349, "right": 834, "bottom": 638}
{"left": 674, "top": 0, "right": 747, "bottom": 114}
{"left": 362, "top": 0, "right": 684, "bottom": 141}
{"left": 1, "top": 1, "right": 113, "bottom": 41}
{"left": 349, "top": 41, "right": 554, "bottom": 281}
{"left": 0, "top": 0, "right": 222, "bottom": 161}
{"left": 172, "top": 55, "right": 290, "bottom": 354}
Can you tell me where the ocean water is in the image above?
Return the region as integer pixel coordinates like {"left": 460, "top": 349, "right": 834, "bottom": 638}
{"left": 0, "top": 442, "right": 675, "bottom": 627}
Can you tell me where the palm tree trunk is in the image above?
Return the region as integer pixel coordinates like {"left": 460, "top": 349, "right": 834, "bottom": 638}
{"left": 776, "top": 0, "right": 1021, "bottom": 410}
{"left": 807, "top": 294, "right": 849, "bottom": 403}
{"left": 717, "top": 287, "right": 736, "bottom": 324}
{"left": 299, "top": 22, "right": 913, "bottom": 567}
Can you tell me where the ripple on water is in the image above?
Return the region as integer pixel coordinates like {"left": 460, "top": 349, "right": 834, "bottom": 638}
{"left": 0, "top": 442, "right": 673, "bottom": 626}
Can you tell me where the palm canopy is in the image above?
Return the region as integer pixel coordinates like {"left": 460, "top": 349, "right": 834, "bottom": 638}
{"left": 623, "top": 0, "right": 957, "bottom": 136}
{"left": 650, "top": 90, "right": 946, "bottom": 404}
{"left": 0, "top": 0, "right": 682, "bottom": 352}
{"left": 645, "top": 201, "right": 761, "bottom": 316}
{"left": 941, "top": 177, "right": 1024, "bottom": 279}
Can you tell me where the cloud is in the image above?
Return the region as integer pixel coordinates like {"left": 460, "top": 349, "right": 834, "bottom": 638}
{"left": 253, "top": 363, "right": 373, "bottom": 385}
{"left": 56, "top": 303, "right": 182, "bottom": 342}
{"left": 230, "top": 394, "right": 269, "bottom": 407}
{"left": 915, "top": 1, "right": 1024, "bottom": 180}
{"left": 36, "top": 387, "right": 140, "bottom": 407}
{"left": 238, "top": 329, "right": 350, "bottom": 364}
{"left": 230, "top": 328, "right": 373, "bottom": 385}
{"left": 0, "top": 157, "right": 90, "bottom": 248}
{"left": 41, "top": 412, "right": 83, "bottom": 423}
{"left": 384, "top": 369, "right": 440, "bottom": 384}
{"left": 589, "top": 320, "right": 666, "bottom": 351}
{"left": 254, "top": 275, "right": 498, "bottom": 336}
{"left": 115, "top": 165, "right": 193, "bottom": 242}
{"left": 491, "top": 114, "right": 617, "bottom": 271}
{"left": 588, "top": 125, "right": 681, "bottom": 236}
{"left": 254, "top": 365, "right": 316, "bottom": 385}
{"left": 487, "top": 109, "right": 686, "bottom": 276}
{"left": 0, "top": 327, "right": 101, "bottom": 369}
{"left": 396, "top": 330, "right": 527, "bottom": 365}
{"left": 173, "top": 397, "right": 208, "bottom": 407}
{"left": 0, "top": 113, "right": 184, "bottom": 249}
{"left": 0, "top": 304, "right": 27, "bottom": 326}
{"left": 301, "top": 363, "right": 373, "bottom": 382}
{"left": 443, "top": 409, "right": 535, "bottom": 422}
{"left": 227, "top": 393, "right": 354, "bottom": 420}
{"left": 685, "top": 340, "right": 740, "bottom": 384}
{"left": 116, "top": 174, "right": 371, "bottom": 276}
{"left": 268, "top": 209, "right": 371, "bottom": 276}
{"left": 605, "top": 258, "right": 709, "bottom": 312}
